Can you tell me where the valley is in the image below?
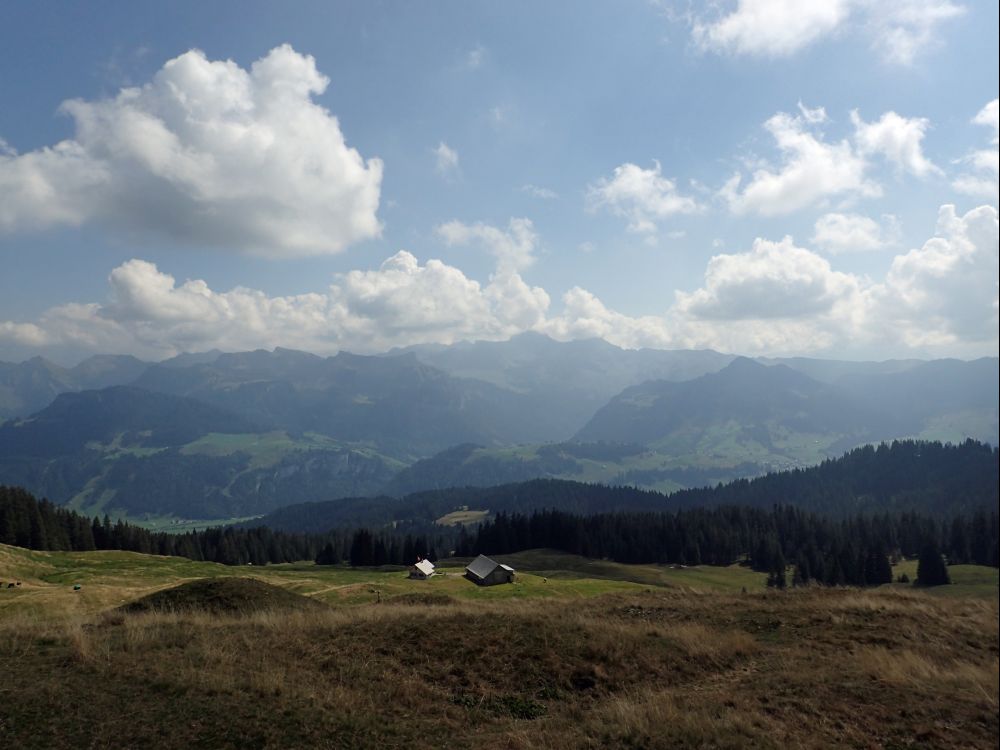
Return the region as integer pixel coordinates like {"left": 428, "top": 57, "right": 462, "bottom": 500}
{"left": 1, "top": 337, "right": 996, "bottom": 523}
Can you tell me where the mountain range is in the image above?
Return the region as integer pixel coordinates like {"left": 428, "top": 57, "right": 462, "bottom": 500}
{"left": 0, "top": 334, "right": 995, "bottom": 520}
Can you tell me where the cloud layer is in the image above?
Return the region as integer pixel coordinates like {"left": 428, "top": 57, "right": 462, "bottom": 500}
{"left": 0, "top": 45, "right": 383, "bottom": 256}
{"left": 2, "top": 206, "right": 995, "bottom": 360}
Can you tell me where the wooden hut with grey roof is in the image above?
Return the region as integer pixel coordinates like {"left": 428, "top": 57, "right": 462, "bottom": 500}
{"left": 464, "top": 554, "right": 515, "bottom": 586}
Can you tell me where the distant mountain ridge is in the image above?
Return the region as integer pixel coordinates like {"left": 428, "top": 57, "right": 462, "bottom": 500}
{"left": 0, "top": 336, "right": 996, "bottom": 521}
{"left": 576, "top": 356, "right": 997, "bottom": 468}
{"left": 0, "top": 354, "right": 148, "bottom": 419}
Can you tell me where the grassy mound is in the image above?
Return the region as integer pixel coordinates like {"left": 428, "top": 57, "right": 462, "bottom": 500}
{"left": 120, "top": 577, "right": 326, "bottom": 616}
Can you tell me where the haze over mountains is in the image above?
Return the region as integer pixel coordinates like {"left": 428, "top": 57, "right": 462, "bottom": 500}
{"left": 0, "top": 333, "right": 996, "bottom": 521}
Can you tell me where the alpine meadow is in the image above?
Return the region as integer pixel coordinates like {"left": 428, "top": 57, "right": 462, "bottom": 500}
{"left": 0, "top": 2, "right": 997, "bottom": 749}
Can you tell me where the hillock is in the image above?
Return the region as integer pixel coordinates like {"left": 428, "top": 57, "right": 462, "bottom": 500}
{"left": 120, "top": 577, "right": 327, "bottom": 616}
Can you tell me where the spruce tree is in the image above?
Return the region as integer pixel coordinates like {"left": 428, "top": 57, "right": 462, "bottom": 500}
{"left": 916, "top": 543, "right": 950, "bottom": 586}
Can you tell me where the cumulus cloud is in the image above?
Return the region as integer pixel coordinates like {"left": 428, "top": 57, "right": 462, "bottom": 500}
{"left": 721, "top": 108, "right": 880, "bottom": 216}
{"left": 436, "top": 217, "right": 539, "bottom": 273}
{"left": 690, "top": 0, "right": 963, "bottom": 65}
{"left": 952, "top": 99, "right": 999, "bottom": 203}
{"left": 587, "top": 161, "right": 700, "bottom": 235}
{"left": 434, "top": 142, "right": 460, "bottom": 178}
{"left": 542, "top": 287, "right": 676, "bottom": 349}
{"left": 0, "top": 251, "right": 550, "bottom": 359}
{"left": 692, "top": 0, "right": 851, "bottom": 58}
{"left": 812, "top": 212, "right": 901, "bottom": 253}
{"left": 674, "top": 236, "right": 863, "bottom": 320}
{"left": 2, "top": 206, "right": 996, "bottom": 360}
{"left": 873, "top": 204, "right": 998, "bottom": 347}
{"left": 851, "top": 110, "right": 941, "bottom": 177}
{"left": 0, "top": 45, "right": 383, "bottom": 256}
{"left": 539, "top": 237, "right": 867, "bottom": 355}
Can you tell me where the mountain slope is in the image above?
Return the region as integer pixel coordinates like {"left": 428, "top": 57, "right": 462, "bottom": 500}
{"left": 0, "top": 357, "right": 75, "bottom": 420}
{"left": 0, "top": 386, "right": 402, "bottom": 519}
{"left": 0, "top": 386, "right": 258, "bottom": 457}
{"left": 397, "top": 332, "right": 735, "bottom": 438}
{"left": 574, "top": 358, "right": 886, "bottom": 468}
{"left": 132, "top": 349, "right": 538, "bottom": 458}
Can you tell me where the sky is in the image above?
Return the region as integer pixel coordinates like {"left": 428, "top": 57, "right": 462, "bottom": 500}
{"left": 0, "top": 0, "right": 997, "bottom": 364}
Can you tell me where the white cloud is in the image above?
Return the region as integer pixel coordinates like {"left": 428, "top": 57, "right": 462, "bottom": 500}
{"left": 873, "top": 204, "right": 998, "bottom": 347}
{"left": 689, "top": 0, "right": 963, "bottom": 65}
{"left": 0, "top": 45, "right": 383, "bottom": 257}
{"left": 721, "top": 109, "right": 880, "bottom": 216}
{"left": 674, "top": 236, "right": 863, "bottom": 320}
{"left": 692, "top": 0, "right": 851, "bottom": 58}
{"left": 952, "top": 99, "right": 999, "bottom": 203}
{"left": 865, "top": 1, "right": 965, "bottom": 66}
{"left": 521, "top": 184, "right": 559, "bottom": 200}
{"left": 2, "top": 206, "right": 996, "bottom": 360}
{"left": 0, "top": 252, "right": 550, "bottom": 359}
{"left": 812, "top": 212, "right": 901, "bottom": 253}
{"left": 851, "top": 110, "right": 941, "bottom": 177}
{"left": 546, "top": 204, "right": 996, "bottom": 356}
{"left": 542, "top": 287, "right": 677, "bottom": 349}
{"left": 436, "top": 217, "right": 539, "bottom": 273}
{"left": 587, "top": 161, "right": 700, "bottom": 234}
{"left": 434, "top": 141, "right": 460, "bottom": 178}
{"left": 972, "top": 99, "right": 1000, "bottom": 143}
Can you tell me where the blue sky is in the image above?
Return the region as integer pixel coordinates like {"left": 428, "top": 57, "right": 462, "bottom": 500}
{"left": 1, "top": 0, "right": 997, "bottom": 363}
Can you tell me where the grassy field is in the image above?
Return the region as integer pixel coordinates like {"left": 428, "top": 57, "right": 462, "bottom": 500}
{"left": 0, "top": 543, "right": 996, "bottom": 749}
{"left": 0, "top": 545, "right": 687, "bottom": 618}
{"left": 892, "top": 558, "right": 1000, "bottom": 598}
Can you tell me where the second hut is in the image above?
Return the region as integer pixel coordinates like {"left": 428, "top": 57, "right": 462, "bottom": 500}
{"left": 464, "top": 554, "right": 515, "bottom": 586}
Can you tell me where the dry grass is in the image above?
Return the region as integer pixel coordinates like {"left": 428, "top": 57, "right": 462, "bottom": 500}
{"left": 1, "top": 584, "right": 997, "bottom": 749}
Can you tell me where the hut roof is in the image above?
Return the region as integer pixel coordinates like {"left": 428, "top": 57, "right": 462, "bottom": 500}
{"left": 465, "top": 554, "right": 513, "bottom": 580}
{"left": 413, "top": 559, "right": 435, "bottom": 576}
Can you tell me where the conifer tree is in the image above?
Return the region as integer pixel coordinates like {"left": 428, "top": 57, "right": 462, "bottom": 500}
{"left": 916, "top": 542, "right": 950, "bottom": 586}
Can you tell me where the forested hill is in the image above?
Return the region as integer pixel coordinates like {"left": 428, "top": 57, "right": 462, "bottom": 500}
{"left": 253, "top": 439, "right": 999, "bottom": 534}
{"left": 667, "top": 439, "right": 998, "bottom": 516}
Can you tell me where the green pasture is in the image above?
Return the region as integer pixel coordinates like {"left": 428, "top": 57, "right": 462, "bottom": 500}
{"left": 2, "top": 543, "right": 994, "bottom": 621}
{"left": 891, "top": 558, "right": 999, "bottom": 599}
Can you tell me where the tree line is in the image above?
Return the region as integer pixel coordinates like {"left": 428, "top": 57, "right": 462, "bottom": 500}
{"left": 0, "top": 483, "right": 310, "bottom": 564}
{"left": 3, "top": 476, "right": 997, "bottom": 587}
{"left": 457, "top": 505, "right": 998, "bottom": 587}
{"left": 252, "top": 439, "right": 999, "bottom": 536}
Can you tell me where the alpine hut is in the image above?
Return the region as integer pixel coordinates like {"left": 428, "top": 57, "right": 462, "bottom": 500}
{"left": 464, "top": 554, "right": 515, "bottom": 586}
{"left": 409, "top": 558, "right": 436, "bottom": 580}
